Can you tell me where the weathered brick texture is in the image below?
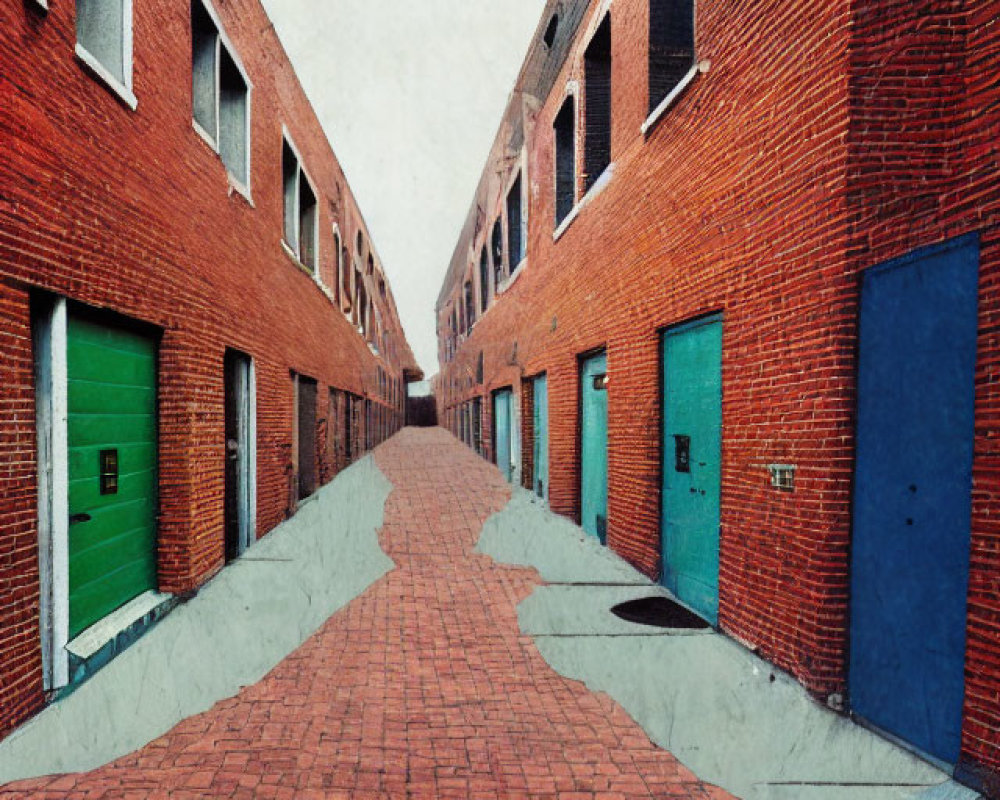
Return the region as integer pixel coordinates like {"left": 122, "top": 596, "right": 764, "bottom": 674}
{"left": 0, "top": 0, "right": 413, "bottom": 739}
{"left": 437, "top": 0, "right": 1000, "bottom": 786}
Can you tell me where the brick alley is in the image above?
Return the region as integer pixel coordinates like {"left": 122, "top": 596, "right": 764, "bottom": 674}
{"left": 0, "top": 429, "right": 732, "bottom": 800}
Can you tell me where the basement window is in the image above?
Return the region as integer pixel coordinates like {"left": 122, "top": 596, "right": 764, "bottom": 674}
{"left": 76, "top": 0, "right": 135, "bottom": 108}
{"left": 507, "top": 172, "right": 525, "bottom": 268}
{"left": 479, "top": 247, "right": 490, "bottom": 313}
{"left": 648, "top": 0, "right": 695, "bottom": 115}
{"left": 584, "top": 16, "right": 612, "bottom": 192}
{"left": 491, "top": 219, "right": 504, "bottom": 288}
{"left": 191, "top": 0, "right": 250, "bottom": 189}
{"left": 554, "top": 95, "right": 576, "bottom": 227}
{"left": 282, "top": 136, "right": 318, "bottom": 272}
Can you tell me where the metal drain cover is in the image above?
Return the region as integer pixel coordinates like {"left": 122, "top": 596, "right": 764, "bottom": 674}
{"left": 610, "top": 596, "right": 711, "bottom": 629}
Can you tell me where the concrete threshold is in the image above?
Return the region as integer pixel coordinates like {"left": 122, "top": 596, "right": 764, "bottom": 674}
{"left": 0, "top": 455, "right": 395, "bottom": 785}
{"left": 476, "top": 488, "right": 983, "bottom": 800}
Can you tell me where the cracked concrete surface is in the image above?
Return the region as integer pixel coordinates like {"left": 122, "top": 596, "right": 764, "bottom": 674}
{"left": 477, "top": 487, "right": 982, "bottom": 800}
{"left": 0, "top": 455, "right": 394, "bottom": 785}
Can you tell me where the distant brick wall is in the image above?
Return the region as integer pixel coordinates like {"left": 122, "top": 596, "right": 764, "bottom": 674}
{"left": 437, "top": 0, "right": 1000, "bottom": 783}
{"left": 0, "top": 0, "right": 410, "bottom": 739}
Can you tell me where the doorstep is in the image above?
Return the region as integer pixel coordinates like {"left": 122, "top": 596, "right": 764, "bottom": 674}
{"left": 62, "top": 590, "right": 177, "bottom": 695}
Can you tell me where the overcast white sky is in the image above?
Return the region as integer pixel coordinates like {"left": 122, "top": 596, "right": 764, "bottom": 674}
{"left": 259, "top": 0, "right": 547, "bottom": 377}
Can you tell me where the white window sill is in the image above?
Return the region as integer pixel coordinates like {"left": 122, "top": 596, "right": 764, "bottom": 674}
{"left": 498, "top": 259, "right": 527, "bottom": 294}
{"left": 553, "top": 162, "right": 615, "bottom": 242}
{"left": 75, "top": 43, "right": 137, "bottom": 111}
{"left": 641, "top": 62, "right": 704, "bottom": 137}
{"left": 227, "top": 175, "right": 253, "bottom": 206}
{"left": 281, "top": 239, "right": 318, "bottom": 278}
{"left": 193, "top": 119, "right": 218, "bottom": 153}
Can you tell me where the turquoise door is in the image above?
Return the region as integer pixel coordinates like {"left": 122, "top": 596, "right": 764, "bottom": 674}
{"left": 494, "top": 389, "right": 512, "bottom": 482}
{"left": 67, "top": 315, "right": 158, "bottom": 638}
{"left": 533, "top": 374, "right": 549, "bottom": 502}
{"left": 580, "top": 352, "right": 608, "bottom": 542}
{"left": 661, "top": 316, "right": 722, "bottom": 624}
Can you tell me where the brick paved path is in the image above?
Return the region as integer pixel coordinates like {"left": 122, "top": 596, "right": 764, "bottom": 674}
{"left": 3, "top": 428, "right": 731, "bottom": 799}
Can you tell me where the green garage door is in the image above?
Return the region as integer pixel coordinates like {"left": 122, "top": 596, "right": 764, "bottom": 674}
{"left": 67, "top": 315, "right": 158, "bottom": 639}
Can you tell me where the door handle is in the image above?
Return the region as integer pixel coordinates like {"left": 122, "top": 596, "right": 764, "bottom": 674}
{"left": 69, "top": 513, "right": 92, "bottom": 525}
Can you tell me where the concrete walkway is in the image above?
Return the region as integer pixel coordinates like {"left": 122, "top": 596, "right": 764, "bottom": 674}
{"left": 477, "top": 490, "right": 981, "bottom": 800}
{"left": 0, "top": 428, "right": 980, "bottom": 798}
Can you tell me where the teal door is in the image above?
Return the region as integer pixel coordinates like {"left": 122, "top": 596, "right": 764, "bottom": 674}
{"left": 494, "top": 389, "right": 512, "bottom": 482}
{"left": 67, "top": 315, "right": 158, "bottom": 638}
{"left": 661, "top": 316, "right": 722, "bottom": 624}
{"left": 580, "top": 352, "right": 608, "bottom": 542}
{"left": 533, "top": 374, "right": 549, "bottom": 502}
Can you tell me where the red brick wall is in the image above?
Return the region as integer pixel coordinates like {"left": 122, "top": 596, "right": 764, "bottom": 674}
{"left": 847, "top": 0, "right": 1000, "bottom": 784}
{"left": 0, "top": 283, "right": 44, "bottom": 739}
{"left": 0, "top": 0, "right": 409, "bottom": 739}
{"left": 440, "top": 0, "right": 1000, "bottom": 783}
{"left": 442, "top": 0, "right": 855, "bottom": 693}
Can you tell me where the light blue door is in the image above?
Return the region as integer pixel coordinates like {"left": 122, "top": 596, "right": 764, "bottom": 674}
{"left": 850, "top": 234, "right": 978, "bottom": 765}
{"left": 533, "top": 375, "right": 549, "bottom": 502}
{"left": 661, "top": 316, "right": 722, "bottom": 624}
{"left": 494, "top": 389, "right": 512, "bottom": 482}
{"left": 580, "top": 353, "right": 608, "bottom": 542}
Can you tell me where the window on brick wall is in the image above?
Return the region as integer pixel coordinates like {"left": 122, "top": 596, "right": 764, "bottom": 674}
{"left": 584, "top": 15, "right": 612, "bottom": 191}
{"left": 299, "top": 179, "right": 317, "bottom": 269}
{"left": 77, "top": 0, "right": 136, "bottom": 106}
{"left": 219, "top": 50, "right": 249, "bottom": 186}
{"left": 543, "top": 13, "right": 559, "bottom": 49}
{"left": 479, "top": 247, "right": 490, "bottom": 314}
{"left": 282, "top": 137, "right": 318, "bottom": 273}
{"left": 554, "top": 95, "right": 576, "bottom": 226}
{"left": 648, "top": 0, "right": 694, "bottom": 114}
{"left": 507, "top": 172, "right": 525, "bottom": 268}
{"left": 465, "top": 279, "right": 475, "bottom": 330}
{"left": 491, "top": 219, "right": 504, "bottom": 289}
{"left": 342, "top": 245, "right": 352, "bottom": 311}
{"left": 333, "top": 226, "right": 343, "bottom": 305}
{"left": 191, "top": 0, "right": 250, "bottom": 187}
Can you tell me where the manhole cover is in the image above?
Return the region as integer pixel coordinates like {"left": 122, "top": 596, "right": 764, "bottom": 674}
{"left": 610, "top": 596, "right": 711, "bottom": 629}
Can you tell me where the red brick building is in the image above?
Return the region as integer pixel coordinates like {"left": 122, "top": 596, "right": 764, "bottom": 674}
{"left": 1, "top": 0, "right": 418, "bottom": 740}
{"left": 436, "top": 0, "right": 1000, "bottom": 791}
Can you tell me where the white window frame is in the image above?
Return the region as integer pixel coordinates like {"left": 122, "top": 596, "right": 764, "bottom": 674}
{"left": 505, "top": 151, "right": 529, "bottom": 276}
{"left": 333, "top": 223, "right": 346, "bottom": 310}
{"left": 641, "top": 0, "right": 701, "bottom": 136}
{"left": 281, "top": 129, "right": 320, "bottom": 274}
{"left": 552, "top": 81, "right": 580, "bottom": 238}
{"left": 75, "top": 0, "right": 137, "bottom": 110}
{"left": 191, "top": 0, "right": 253, "bottom": 200}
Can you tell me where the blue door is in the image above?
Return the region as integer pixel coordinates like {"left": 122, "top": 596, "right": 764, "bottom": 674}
{"left": 661, "top": 316, "right": 722, "bottom": 624}
{"left": 533, "top": 375, "right": 549, "bottom": 502}
{"left": 494, "top": 389, "right": 512, "bottom": 482}
{"left": 850, "top": 234, "right": 978, "bottom": 766}
{"left": 580, "top": 352, "right": 608, "bottom": 542}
